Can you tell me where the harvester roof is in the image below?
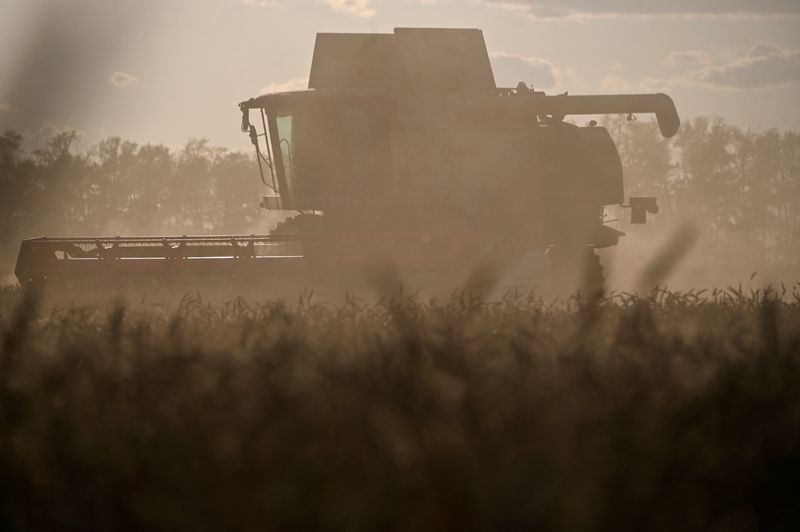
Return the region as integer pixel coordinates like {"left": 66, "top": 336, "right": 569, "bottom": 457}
{"left": 308, "top": 28, "right": 496, "bottom": 91}
{"left": 244, "top": 27, "right": 496, "bottom": 107}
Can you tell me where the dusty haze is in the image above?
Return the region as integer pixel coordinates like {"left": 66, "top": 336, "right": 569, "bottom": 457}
{"left": 1, "top": 5, "right": 800, "bottom": 530}
{"left": 1, "top": 1, "right": 799, "bottom": 295}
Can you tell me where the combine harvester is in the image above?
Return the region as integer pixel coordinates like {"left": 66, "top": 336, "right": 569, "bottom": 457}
{"left": 15, "top": 28, "right": 679, "bottom": 301}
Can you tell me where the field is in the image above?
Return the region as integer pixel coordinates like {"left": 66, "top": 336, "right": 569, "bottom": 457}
{"left": 1, "top": 285, "right": 799, "bottom": 531}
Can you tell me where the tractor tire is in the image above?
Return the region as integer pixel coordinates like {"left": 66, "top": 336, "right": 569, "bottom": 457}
{"left": 270, "top": 213, "right": 327, "bottom": 237}
{"left": 548, "top": 246, "right": 605, "bottom": 298}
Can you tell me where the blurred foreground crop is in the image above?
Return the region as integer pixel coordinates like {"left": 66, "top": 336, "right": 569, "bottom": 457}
{"left": 0, "top": 286, "right": 799, "bottom": 531}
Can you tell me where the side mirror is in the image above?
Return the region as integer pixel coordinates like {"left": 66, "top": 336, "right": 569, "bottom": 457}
{"left": 629, "top": 197, "right": 659, "bottom": 224}
{"left": 240, "top": 106, "right": 251, "bottom": 133}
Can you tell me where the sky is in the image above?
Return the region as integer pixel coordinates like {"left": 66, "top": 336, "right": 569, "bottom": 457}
{"left": 1, "top": 0, "right": 799, "bottom": 153}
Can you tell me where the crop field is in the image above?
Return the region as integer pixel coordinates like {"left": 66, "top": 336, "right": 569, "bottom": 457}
{"left": 0, "top": 285, "right": 799, "bottom": 531}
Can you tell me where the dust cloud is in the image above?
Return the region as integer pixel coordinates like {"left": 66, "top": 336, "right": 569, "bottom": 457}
{"left": 1, "top": 27, "right": 798, "bottom": 301}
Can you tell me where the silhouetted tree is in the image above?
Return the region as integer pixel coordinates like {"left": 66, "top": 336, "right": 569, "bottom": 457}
{"left": 609, "top": 116, "right": 799, "bottom": 274}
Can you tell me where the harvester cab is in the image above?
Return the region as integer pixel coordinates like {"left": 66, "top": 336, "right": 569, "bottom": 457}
{"left": 16, "top": 27, "right": 679, "bottom": 299}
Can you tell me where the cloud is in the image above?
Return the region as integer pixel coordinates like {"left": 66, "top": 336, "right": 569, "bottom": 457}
{"left": 110, "top": 71, "right": 138, "bottom": 88}
{"left": 601, "top": 74, "right": 632, "bottom": 92}
{"left": 647, "top": 44, "right": 800, "bottom": 91}
{"left": 702, "top": 49, "right": 800, "bottom": 90}
{"left": 479, "top": 1, "right": 800, "bottom": 19}
{"left": 489, "top": 52, "right": 560, "bottom": 88}
{"left": 665, "top": 50, "right": 712, "bottom": 68}
{"left": 259, "top": 78, "right": 308, "bottom": 94}
{"left": 746, "top": 43, "right": 784, "bottom": 59}
{"left": 324, "top": 0, "right": 376, "bottom": 17}
{"left": 241, "top": 0, "right": 281, "bottom": 5}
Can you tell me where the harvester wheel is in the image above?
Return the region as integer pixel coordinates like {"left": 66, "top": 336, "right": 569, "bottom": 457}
{"left": 270, "top": 213, "right": 327, "bottom": 237}
{"left": 548, "top": 246, "right": 604, "bottom": 298}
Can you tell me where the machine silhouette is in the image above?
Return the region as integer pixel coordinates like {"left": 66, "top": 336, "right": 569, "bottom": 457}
{"left": 16, "top": 28, "right": 679, "bottom": 298}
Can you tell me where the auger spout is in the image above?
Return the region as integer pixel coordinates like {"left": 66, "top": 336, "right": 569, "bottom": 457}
{"left": 523, "top": 93, "right": 680, "bottom": 138}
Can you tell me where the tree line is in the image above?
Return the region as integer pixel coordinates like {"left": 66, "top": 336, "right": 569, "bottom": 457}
{"left": 0, "top": 131, "right": 264, "bottom": 278}
{"left": 606, "top": 115, "right": 799, "bottom": 271}
{"left": 1, "top": 116, "right": 799, "bottom": 280}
